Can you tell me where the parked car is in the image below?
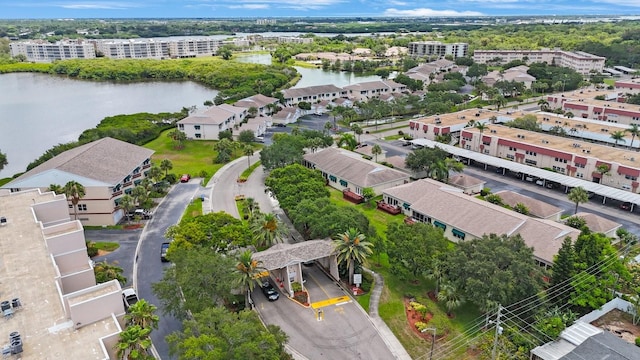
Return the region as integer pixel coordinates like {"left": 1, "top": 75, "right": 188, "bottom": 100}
{"left": 160, "top": 242, "right": 170, "bottom": 262}
{"left": 180, "top": 174, "right": 191, "bottom": 183}
{"left": 535, "top": 179, "right": 544, "bottom": 186}
{"left": 122, "top": 288, "right": 139, "bottom": 310}
{"left": 134, "top": 209, "right": 152, "bottom": 219}
{"left": 255, "top": 136, "right": 265, "bottom": 143}
{"left": 274, "top": 123, "right": 287, "bottom": 127}
{"left": 261, "top": 281, "right": 280, "bottom": 301}
{"left": 620, "top": 202, "right": 633, "bottom": 211}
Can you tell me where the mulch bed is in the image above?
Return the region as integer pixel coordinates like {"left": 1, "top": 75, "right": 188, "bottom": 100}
{"left": 404, "top": 297, "right": 435, "bottom": 340}
{"left": 123, "top": 224, "right": 144, "bottom": 230}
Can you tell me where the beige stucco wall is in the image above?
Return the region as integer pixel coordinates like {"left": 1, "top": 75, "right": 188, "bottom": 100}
{"left": 61, "top": 268, "right": 97, "bottom": 294}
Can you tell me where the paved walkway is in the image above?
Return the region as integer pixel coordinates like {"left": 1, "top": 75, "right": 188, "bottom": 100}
{"left": 366, "top": 269, "right": 413, "bottom": 360}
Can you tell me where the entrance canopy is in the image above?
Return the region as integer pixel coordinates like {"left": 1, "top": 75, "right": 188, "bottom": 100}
{"left": 252, "top": 239, "right": 336, "bottom": 270}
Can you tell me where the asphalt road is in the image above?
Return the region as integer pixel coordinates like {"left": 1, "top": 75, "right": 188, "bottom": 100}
{"left": 135, "top": 179, "right": 203, "bottom": 359}
{"left": 89, "top": 228, "right": 141, "bottom": 288}
{"left": 253, "top": 264, "right": 396, "bottom": 360}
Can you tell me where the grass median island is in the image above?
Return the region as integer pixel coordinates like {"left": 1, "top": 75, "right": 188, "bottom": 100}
{"left": 238, "top": 160, "right": 261, "bottom": 182}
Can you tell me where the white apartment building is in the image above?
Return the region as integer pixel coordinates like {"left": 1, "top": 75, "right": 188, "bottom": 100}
{"left": 473, "top": 49, "right": 605, "bottom": 75}
{"left": 95, "top": 37, "right": 224, "bottom": 59}
{"left": 408, "top": 41, "right": 468, "bottom": 59}
{"left": 0, "top": 188, "right": 127, "bottom": 359}
{"left": 10, "top": 40, "right": 96, "bottom": 62}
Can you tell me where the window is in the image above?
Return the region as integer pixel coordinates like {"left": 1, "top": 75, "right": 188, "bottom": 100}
{"left": 575, "top": 163, "right": 585, "bottom": 168}
{"left": 484, "top": 149, "right": 490, "bottom": 154}
{"left": 525, "top": 159, "right": 537, "bottom": 165}
{"left": 554, "top": 158, "right": 567, "bottom": 163}
{"left": 506, "top": 154, "right": 515, "bottom": 160}
{"left": 195, "top": 133, "right": 201, "bottom": 139}
{"left": 625, "top": 175, "right": 638, "bottom": 181}
{"left": 194, "top": 125, "right": 201, "bottom": 130}
{"left": 526, "top": 150, "right": 537, "bottom": 156}
{"left": 339, "top": 180, "right": 348, "bottom": 187}
{"left": 576, "top": 173, "right": 584, "bottom": 178}
{"left": 329, "top": 175, "right": 337, "bottom": 183}
{"left": 465, "top": 145, "right": 471, "bottom": 150}
{"left": 452, "top": 228, "right": 465, "bottom": 240}
{"left": 178, "top": 124, "right": 184, "bottom": 130}
{"left": 78, "top": 204, "right": 87, "bottom": 211}
{"left": 433, "top": 221, "right": 446, "bottom": 230}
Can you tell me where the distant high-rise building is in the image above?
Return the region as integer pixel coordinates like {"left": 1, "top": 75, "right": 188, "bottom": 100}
{"left": 408, "top": 41, "right": 468, "bottom": 59}
{"left": 472, "top": 49, "right": 605, "bottom": 75}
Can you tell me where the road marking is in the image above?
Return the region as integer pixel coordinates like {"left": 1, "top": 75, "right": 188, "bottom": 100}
{"left": 310, "top": 296, "right": 352, "bottom": 309}
{"left": 334, "top": 307, "right": 344, "bottom": 314}
{"left": 308, "top": 272, "right": 331, "bottom": 298}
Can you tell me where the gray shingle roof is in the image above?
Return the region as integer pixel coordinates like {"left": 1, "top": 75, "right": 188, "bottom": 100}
{"left": 5, "top": 137, "right": 154, "bottom": 187}
{"left": 252, "top": 239, "right": 336, "bottom": 270}
{"left": 494, "top": 190, "right": 563, "bottom": 219}
{"left": 282, "top": 85, "right": 343, "bottom": 99}
{"left": 384, "top": 179, "right": 580, "bottom": 264}
{"left": 304, "top": 148, "right": 409, "bottom": 188}
{"left": 560, "top": 332, "right": 639, "bottom": 360}
{"left": 573, "top": 212, "right": 621, "bottom": 234}
{"left": 178, "top": 106, "right": 234, "bottom": 125}
{"left": 448, "top": 174, "right": 485, "bottom": 189}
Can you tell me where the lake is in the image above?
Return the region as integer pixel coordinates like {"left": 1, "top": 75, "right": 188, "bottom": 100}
{"left": 0, "top": 55, "right": 381, "bottom": 178}
{"left": 235, "top": 53, "right": 381, "bottom": 88}
{"left": 0, "top": 73, "right": 217, "bottom": 177}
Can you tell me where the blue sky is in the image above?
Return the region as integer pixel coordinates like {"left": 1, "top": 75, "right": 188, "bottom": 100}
{"left": 1, "top": 0, "right": 639, "bottom": 19}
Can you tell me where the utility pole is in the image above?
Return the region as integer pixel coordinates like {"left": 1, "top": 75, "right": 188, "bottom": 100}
{"left": 491, "top": 304, "right": 502, "bottom": 360}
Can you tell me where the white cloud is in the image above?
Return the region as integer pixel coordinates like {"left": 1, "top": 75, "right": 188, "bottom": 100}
{"left": 596, "top": 0, "right": 640, "bottom": 6}
{"left": 387, "top": 0, "right": 409, "bottom": 5}
{"left": 228, "top": 3, "right": 269, "bottom": 8}
{"left": 384, "top": 7, "right": 483, "bottom": 16}
{"left": 56, "top": 1, "right": 140, "bottom": 9}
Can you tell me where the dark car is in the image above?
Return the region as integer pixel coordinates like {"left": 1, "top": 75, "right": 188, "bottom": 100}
{"left": 261, "top": 281, "right": 280, "bottom": 301}
{"left": 620, "top": 202, "right": 633, "bottom": 211}
{"left": 160, "top": 242, "right": 170, "bottom": 262}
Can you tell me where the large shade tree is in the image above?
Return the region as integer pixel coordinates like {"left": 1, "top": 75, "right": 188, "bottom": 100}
{"left": 386, "top": 222, "right": 451, "bottom": 280}
{"left": 445, "top": 233, "right": 543, "bottom": 312}
{"left": 264, "top": 164, "right": 329, "bottom": 211}
{"left": 333, "top": 228, "right": 373, "bottom": 285}
{"left": 164, "top": 212, "right": 252, "bottom": 253}
{"left": 166, "top": 307, "right": 290, "bottom": 360}
{"left": 0, "top": 150, "right": 7, "bottom": 172}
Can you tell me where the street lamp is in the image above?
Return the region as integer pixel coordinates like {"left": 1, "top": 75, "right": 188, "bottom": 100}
{"left": 421, "top": 327, "right": 437, "bottom": 360}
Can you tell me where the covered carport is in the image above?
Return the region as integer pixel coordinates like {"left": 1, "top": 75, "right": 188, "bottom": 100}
{"left": 410, "top": 139, "right": 640, "bottom": 211}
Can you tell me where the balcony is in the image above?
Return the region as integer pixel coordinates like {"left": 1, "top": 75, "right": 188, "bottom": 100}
{"left": 376, "top": 201, "right": 401, "bottom": 215}
{"left": 342, "top": 189, "right": 364, "bottom": 204}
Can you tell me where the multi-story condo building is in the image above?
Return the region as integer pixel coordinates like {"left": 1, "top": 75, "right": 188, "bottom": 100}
{"left": 460, "top": 124, "right": 640, "bottom": 193}
{"left": 546, "top": 90, "right": 640, "bottom": 127}
{"left": 95, "top": 37, "right": 224, "bottom": 59}
{"left": 473, "top": 49, "right": 605, "bottom": 75}
{"left": 0, "top": 188, "right": 127, "bottom": 359}
{"left": 408, "top": 41, "right": 468, "bottom": 59}
{"left": 1, "top": 137, "right": 155, "bottom": 226}
{"left": 342, "top": 80, "right": 407, "bottom": 102}
{"left": 9, "top": 40, "right": 96, "bottom": 62}
{"left": 615, "top": 78, "right": 640, "bottom": 94}
{"left": 281, "top": 85, "right": 346, "bottom": 106}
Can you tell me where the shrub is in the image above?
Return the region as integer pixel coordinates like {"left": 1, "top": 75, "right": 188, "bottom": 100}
{"left": 199, "top": 170, "right": 208, "bottom": 178}
{"left": 86, "top": 241, "right": 98, "bottom": 257}
{"left": 415, "top": 321, "right": 429, "bottom": 332}
{"left": 410, "top": 301, "right": 430, "bottom": 319}
{"left": 164, "top": 173, "right": 177, "bottom": 184}
{"left": 362, "top": 155, "right": 373, "bottom": 160}
{"left": 291, "top": 281, "right": 302, "bottom": 292}
{"left": 636, "top": 337, "right": 640, "bottom": 347}
{"left": 480, "top": 187, "right": 491, "bottom": 196}
{"left": 398, "top": 130, "right": 404, "bottom": 136}
{"left": 485, "top": 194, "right": 503, "bottom": 205}
{"left": 380, "top": 162, "right": 394, "bottom": 168}
{"left": 218, "top": 129, "right": 233, "bottom": 140}
{"left": 428, "top": 315, "right": 450, "bottom": 336}
{"left": 360, "top": 271, "right": 374, "bottom": 293}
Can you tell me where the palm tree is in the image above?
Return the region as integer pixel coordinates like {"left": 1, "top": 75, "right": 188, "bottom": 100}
{"left": 63, "top": 181, "right": 86, "bottom": 221}
{"left": 611, "top": 130, "right": 626, "bottom": 147}
{"left": 243, "top": 144, "right": 254, "bottom": 169}
{"left": 437, "top": 282, "right": 464, "bottom": 316}
{"left": 426, "top": 260, "right": 446, "bottom": 297}
{"left": 493, "top": 95, "right": 507, "bottom": 111}
{"left": 567, "top": 186, "right": 589, "bottom": 215}
{"left": 119, "top": 194, "right": 135, "bottom": 224}
{"left": 168, "top": 129, "right": 187, "bottom": 149}
{"left": 48, "top": 183, "right": 63, "bottom": 194}
{"left": 147, "top": 166, "right": 162, "bottom": 183}
{"left": 537, "top": 98, "right": 549, "bottom": 111}
{"left": 371, "top": 144, "right": 382, "bottom": 162}
{"left": 159, "top": 159, "right": 173, "bottom": 177}
{"left": 627, "top": 124, "right": 640, "bottom": 150}
{"left": 337, "top": 133, "right": 358, "bottom": 151}
{"left": 474, "top": 122, "right": 488, "bottom": 134}
{"left": 234, "top": 249, "right": 266, "bottom": 309}
{"left": 351, "top": 124, "right": 363, "bottom": 143}
{"left": 251, "top": 213, "right": 289, "bottom": 248}
{"left": 333, "top": 228, "right": 373, "bottom": 285}
{"left": 125, "top": 299, "right": 159, "bottom": 330}
{"left": 324, "top": 121, "right": 333, "bottom": 135}
{"left": 244, "top": 198, "right": 260, "bottom": 218}
{"left": 247, "top": 106, "right": 258, "bottom": 118}
{"left": 115, "top": 325, "right": 153, "bottom": 360}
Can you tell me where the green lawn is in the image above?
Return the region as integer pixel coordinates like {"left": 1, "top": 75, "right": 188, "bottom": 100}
{"left": 90, "top": 241, "right": 120, "bottom": 251}
{"left": 182, "top": 197, "right": 203, "bottom": 221}
{"left": 144, "top": 130, "right": 261, "bottom": 184}
{"left": 326, "top": 187, "right": 482, "bottom": 358}
{"left": 239, "top": 160, "right": 261, "bottom": 180}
